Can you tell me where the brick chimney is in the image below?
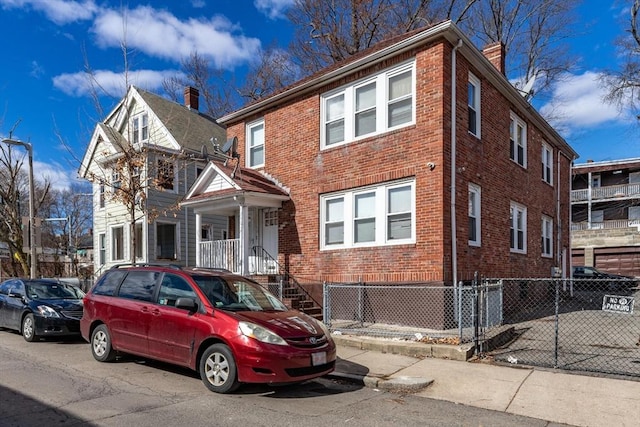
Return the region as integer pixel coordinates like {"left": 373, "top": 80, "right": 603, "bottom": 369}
{"left": 184, "top": 86, "right": 199, "bottom": 111}
{"left": 483, "top": 42, "right": 505, "bottom": 75}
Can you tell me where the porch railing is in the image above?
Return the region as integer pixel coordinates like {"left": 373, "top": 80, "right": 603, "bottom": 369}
{"left": 572, "top": 219, "right": 640, "bottom": 231}
{"left": 572, "top": 182, "right": 640, "bottom": 202}
{"left": 199, "top": 239, "right": 241, "bottom": 273}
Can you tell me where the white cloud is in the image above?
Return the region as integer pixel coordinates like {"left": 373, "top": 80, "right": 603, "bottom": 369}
{"left": 52, "top": 69, "right": 184, "bottom": 97}
{"left": 91, "top": 6, "right": 262, "bottom": 68}
{"left": 0, "top": 0, "right": 98, "bottom": 24}
{"left": 33, "top": 160, "right": 73, "bottom": 191}
{"left": 254, "top": 0, "right": 294, "bottom": 19}
{"left": 539, "top": 71, "right": 628, "bottom": 135}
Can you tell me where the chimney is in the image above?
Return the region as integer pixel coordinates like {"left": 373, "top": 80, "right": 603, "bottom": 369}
{"left": 483, "top": 42, "right": 505, "bottom": 75}
{"left": 184, "top": 86, "right": 199, "bottom": 111}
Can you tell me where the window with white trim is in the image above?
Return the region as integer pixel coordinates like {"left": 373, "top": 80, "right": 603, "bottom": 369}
{"left": 542, "top": 143, "right": 553, "bottom": 185}
{"left": 157, "top": 159, "right": 175, "bottom": 191}
{"left": 468, "top": 73, "right": 481, "bottom": 138}
{"left": 99, "top": 183, "right": 105, "bottom": 208}
{"left": 246, "top": 119, "right": 265, "bottom": 168}
{"left": 510, "top": 113, "right": 527, "bottom": 167}
{"left": 134, "top": 222, "right": 143, "bottom": 259}
{"left": 111, "top": 170, "right": 121, "bottom": 190}
{"left": 132, "top": 113, "right": 148, "bottom": 144}
{"left": 468, "top": 184, "right": 481, "bottom": 246}
{"left": 541, "top": 215, "right": 553, "bottom": 257}
{"left": 321, "top": 61, "right": 415, "bottom": 149}
{"left": 320, "top": 179, "right": 415, "bottom": 249}
{"left": 510, "top": 202, "right": 527, "bottom": 253}
{"left": 111, "top": 226, "right": 124, "bottom": 261}
{"left": 99, "top": 233, "right": 106, "bottom": 265}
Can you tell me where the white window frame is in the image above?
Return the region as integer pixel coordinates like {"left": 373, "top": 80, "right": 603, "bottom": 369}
{"left": 510, "top": 112, "right": 527, "bottom": 168}
{"left": 111, "top": 225, "right": 125, "bottom": 262}
{"left": 98, "top": 233, "right": 106, "bottom": 265}
{"left": 246, "top": 119, "right": 265, "bottom": 168}
{"left": 468, "top": 73, "right": 481, "bottom": 138}
{"left": 156, "top": 221, "right": 180, "bottom": 261}
{"left": 132, "top": 113, "right": 148, "bottom": 144}
{"left": 134, "top": 221, "right": 145, "bottom": 260}
{"left": 320, "top": 61, "right": 415, "bottom": 150}
{"left": 541, "top": 215, "right": 553, "bottom": 258}
{"left": 510, "top": 202, "right": 527, "bottom": 254}
{"left": 156, "top": 158, "right": 176, "bottom": 192}
{"left": 542, "top": 143, "right": 553, "bottom": 185}
{"left": 320, "top": 179, "right": 416, "bottom": 249}
{"left": 98, "top": 183, "right": 105, "bottom": 209}
{"left": 468, "top": 184, "right": 481, "bottom": 247}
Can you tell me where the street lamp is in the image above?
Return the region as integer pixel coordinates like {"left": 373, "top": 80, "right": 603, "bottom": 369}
{"left": 2, "top": 138, "right": 37, "bottom": 279}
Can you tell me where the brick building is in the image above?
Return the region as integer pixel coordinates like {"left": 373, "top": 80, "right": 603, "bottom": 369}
{"left": 182, "top": 20, "right": 577, "bottom": 286}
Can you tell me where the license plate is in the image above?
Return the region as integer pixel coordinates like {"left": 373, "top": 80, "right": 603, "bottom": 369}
{"left": 311, "top": 352, "right": 326, "bottom": 366}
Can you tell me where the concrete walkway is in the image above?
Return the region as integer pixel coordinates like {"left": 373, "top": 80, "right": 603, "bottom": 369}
{"left": 330, "top": 335, "right": 640, "bottom": 427}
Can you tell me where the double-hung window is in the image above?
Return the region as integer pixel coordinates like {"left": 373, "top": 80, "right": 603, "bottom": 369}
{"left": 541, "top": 216, "right": 553, "bottom": 258}
{"left": 510, "top": 202, "right": 527, "bottom": 253}
{"left": 510, "top": 113, "right": 527, "bottom": 167}
{"left": 468, "top": 73, "right": 481, "bottom": 138}
{"left": 132, "top": 113, "right": 148, "bottom": 144}
{"left": 321, "top": 61, "right": 415, "bottom": 149}
{"left": 99, "top": 183, "right": 105, "bottom": 208}
{"left": 542, "top": 143, "right": 553, "bottom": 184}
{"left": 111, "top": 226, "right": 124, "bottom": 261}
{"left": 246, "top": 119, "right": 265, "bottom": 168}
{"left": 157, "top": 159, "right": 175, "bottom": 191}
{"left": 468, "top": 184, "right": 481, "bottom": 246}
{"left": 321, "top": 179, "right": 415, "bottom": 249}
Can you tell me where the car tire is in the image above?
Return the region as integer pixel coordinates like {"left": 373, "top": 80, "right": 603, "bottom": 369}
{"left": 22, "top": 313, "right": 37, "bottom": 342}
{"left": 199, "top": 343, "right": 239, "bottom": 394}
{"left": 91, "top": 324, "right": 117, "bottom": 362}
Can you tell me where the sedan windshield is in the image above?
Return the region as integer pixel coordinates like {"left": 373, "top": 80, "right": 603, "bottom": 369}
{"left": 192, "top": 276, "right": 287, "bottom": 312}
{"left": 26, "top": 282, "right": 79, "bottom": 300}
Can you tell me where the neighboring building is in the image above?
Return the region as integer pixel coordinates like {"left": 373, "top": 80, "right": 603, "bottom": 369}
{"left": 181, "top": 20, "right": 577, "bottom": 286}
{"left": 79, "top": 86, "right": 227, "bottom": 276}
{"left": 571, "top": 158, "right": 640, "bottom": 277}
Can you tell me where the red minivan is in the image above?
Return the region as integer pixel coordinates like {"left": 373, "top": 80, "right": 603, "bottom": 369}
{"left": 80, "top": 265, "right": 336, "bottom": 393}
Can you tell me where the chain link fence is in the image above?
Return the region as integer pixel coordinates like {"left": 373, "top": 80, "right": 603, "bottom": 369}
{"left": 323, "top": 277, "right": 640, "bottom": 377}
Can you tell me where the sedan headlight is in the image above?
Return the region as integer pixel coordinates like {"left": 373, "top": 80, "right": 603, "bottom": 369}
{"left": 238, "top": 321, "right": 288, "bottom": 346}
{"left": 36, "top": 305, "right": 60, "bottom": 318}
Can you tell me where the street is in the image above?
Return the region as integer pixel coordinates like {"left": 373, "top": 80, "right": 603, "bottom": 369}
{"left": 0, "top": 330, "right": 568, "bottom": 427}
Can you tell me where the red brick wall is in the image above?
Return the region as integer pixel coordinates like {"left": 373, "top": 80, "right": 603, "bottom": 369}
{"left": 225, "top": 39, "right": 572, "bottom": 284}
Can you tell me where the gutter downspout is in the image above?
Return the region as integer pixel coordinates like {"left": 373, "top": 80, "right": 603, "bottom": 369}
{"left": 451, "top": 39, "right": 463, "bottom": 287}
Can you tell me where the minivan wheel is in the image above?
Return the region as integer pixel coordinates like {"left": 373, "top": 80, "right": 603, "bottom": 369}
{"left": 22, "top": 314, "right": 37, "bottom": 342}
{"left": 91, "top": 324, "right": 116, "bottom": 362}
{"left": 199, "top": 343, "right": 239, "bottom": 393}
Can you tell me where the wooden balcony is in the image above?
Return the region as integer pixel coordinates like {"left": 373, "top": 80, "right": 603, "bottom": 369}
{"left": 571, "top": 219, "right": 640, "bottom": 231}
{"left": 572, "top": 183, "right": 640, "bottom": 203}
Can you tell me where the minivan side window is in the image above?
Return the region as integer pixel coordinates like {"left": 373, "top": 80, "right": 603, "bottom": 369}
{"left": 93, "top": 270, "right": 127, "bottom": 296}
{"left": 118, "top": 271, "right": 159, "bottom": 302}
{"left": 158, "top": 274, "right": 197, "bottom": 307}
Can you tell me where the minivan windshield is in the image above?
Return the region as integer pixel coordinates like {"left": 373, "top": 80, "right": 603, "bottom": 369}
{"left": 192, "top": 275, "right": 288, "bottom": 312}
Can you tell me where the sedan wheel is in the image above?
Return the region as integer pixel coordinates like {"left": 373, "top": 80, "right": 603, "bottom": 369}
{"left": 22, "top": 314, "right": 37, "bottom": 342}
{"left": 199, "top": 343, "right": 239, "bottom": 393}
{"left": 91, "top": 324, "right": 116, "bottom": 362}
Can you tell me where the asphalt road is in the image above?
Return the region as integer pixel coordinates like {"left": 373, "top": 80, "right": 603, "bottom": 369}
{"left": 0, "top": 329, "right": 572, "bottom": 427}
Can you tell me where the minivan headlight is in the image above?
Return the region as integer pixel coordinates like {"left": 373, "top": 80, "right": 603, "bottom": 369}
{"left": 36, "top": 305, "right": 60, "bottom": 318}
{"left": 239, "top": 321, "right": 288, "bottom": 346}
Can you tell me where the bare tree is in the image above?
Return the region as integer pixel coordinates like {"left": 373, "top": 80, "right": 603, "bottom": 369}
{"left": 602, "top": 0, "right": 640, "bottom": 114}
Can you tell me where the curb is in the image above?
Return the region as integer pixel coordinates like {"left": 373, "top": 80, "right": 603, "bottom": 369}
{"left": 327, "top": 371, "right": 434, "bottom": 393}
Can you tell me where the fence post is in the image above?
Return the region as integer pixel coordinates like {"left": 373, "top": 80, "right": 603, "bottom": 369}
{"left": 323, "top": 281, "right": 330, "bottom": 327}
{"left": 554, "top": 277, "right": 560, "bottom": 368}
{"left": 473, "top": 272, "right": 480, "bottom": 356}
{"left": 357, "top": 278, "right": 364, "bottom": 326}
{"left": 457, "top": 280, "right": 463, "bottom": 341}
{"left": 278, "top": 278, "right": 283, "bottom": 299}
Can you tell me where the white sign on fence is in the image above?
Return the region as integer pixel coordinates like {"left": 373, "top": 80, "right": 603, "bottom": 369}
{"left": 602, "top": 295, "right": 634, "bottom": 314}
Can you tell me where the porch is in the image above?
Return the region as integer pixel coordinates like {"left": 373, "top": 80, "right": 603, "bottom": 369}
{"left": 198, "top": 239, "right": 279, "bottom": 275}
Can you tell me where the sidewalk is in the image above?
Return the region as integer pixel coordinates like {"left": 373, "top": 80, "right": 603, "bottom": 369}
{"left": 330, "top": 334, "right": 640, "bottom": 427}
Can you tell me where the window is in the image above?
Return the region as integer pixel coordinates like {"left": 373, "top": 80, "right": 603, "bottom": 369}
{"left": 99, "top": 183, "right": 105, "bottom": 208}
{"left": 99, "top": 233, "right": 106, "bottom": 265}
{"left": 542, "top": 143, "right": 553, "bottom": 184}
{"left": 118, "top": 271, "right": 158, "bottom": 301}
{"left": 111, "top": 170, "right": 121, "bottom": 190}
{"left": 320, "top": 179, "right": 415, "bottom": 249}
{"left": 510, "top": 203, "right": 527, "bottom": 253}
{"left": 468, "top": 73, "right": 481, "bottom": 138}
{"left": 158, "top": 274, "right": 197, "bottom": 307}
{"left": 157, "top": 159, "right": 175, "bottom": 191}
{"left": 111, "top": 226, "right": 124, "bottom": 261}
{"left": 468, "top": 184, "right": 481, "bottom": 246}
{"left": 509, "top": 113, "right": 527, "bottom": 167}
{"left": 321, "top": 62, "right": 415, "bottom": 149}
{"left": 247, "top": 119, "right": 265, "bottom": 168}
{"left": 134, "top": 222, "right": 143, "bottom": 259}
{"left": 157, "top": 222, "right": 177, "bottom": 260}
{"left": 591, "top": 174, "right": 601, "bottom": 188}
{"left": 132, "top": 165, "right": 141, "bottom": 189}
{"left": 132, "top": 113, "right": 148, "bottom": 144}
{"left": 542, "top": 216, "right": 553, "bottom": 257}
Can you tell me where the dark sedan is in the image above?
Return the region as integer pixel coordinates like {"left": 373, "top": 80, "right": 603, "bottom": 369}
{"left": 0, "top": 278, "right": 84, "bottom": 342}
{"left": 571, "top": 266, "right": 637, "bottom": 292}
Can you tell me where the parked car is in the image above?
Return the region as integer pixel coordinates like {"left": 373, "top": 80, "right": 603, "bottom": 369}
{"left": 0, "top": 278, "right": 84, "bottom": 341}
{"left": 80, "top": 264, "right": 336, "bottom": 394}
{"left": 571, "top": 266, "right": 637, "bottom": 292}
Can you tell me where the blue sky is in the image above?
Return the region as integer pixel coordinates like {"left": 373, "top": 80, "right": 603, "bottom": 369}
{"left": 0, "top": 0, "right": 637, "bottom": 191}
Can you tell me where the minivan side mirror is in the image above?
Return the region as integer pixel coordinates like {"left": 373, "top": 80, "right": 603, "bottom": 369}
{"left": 175, "top": 297, "right": 198, "bottom": 312}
